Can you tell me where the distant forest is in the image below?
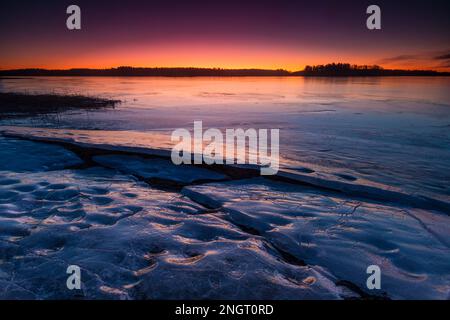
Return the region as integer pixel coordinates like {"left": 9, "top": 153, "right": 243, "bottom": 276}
{"left": 293, "top": 63, "right": 447, "bottom": 76}
{"left": 0, "top": 64, "right": 448, "bottom": 77}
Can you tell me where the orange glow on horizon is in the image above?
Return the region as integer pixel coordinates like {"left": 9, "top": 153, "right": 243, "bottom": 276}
{"left": 1, "top": 42, "right": 448, "bottom": 72}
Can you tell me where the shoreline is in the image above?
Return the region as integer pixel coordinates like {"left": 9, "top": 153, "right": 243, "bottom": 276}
{"left": 2, "top": 125, "right": 449, "bottom": 215}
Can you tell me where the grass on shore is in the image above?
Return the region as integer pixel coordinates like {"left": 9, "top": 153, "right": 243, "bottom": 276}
{"left": 0, "top": 92, "right": 120, "bottom": 119}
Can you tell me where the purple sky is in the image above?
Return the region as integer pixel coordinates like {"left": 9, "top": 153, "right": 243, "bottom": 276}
{"left": 1, "top": 0, "right": 449, "bottom": 70}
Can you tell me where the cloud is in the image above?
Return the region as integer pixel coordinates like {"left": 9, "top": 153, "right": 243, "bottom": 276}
{"left": 433, "top": 50, "right": 450, "bottom": 69}
{"left": 376, "top": 54, "right": 424, "bottom": 65}
{"left": 376, "top": 49, "right": 450, "bottom": 70}
{"left": 436, "top": 62, "right": 450, "bottom": 69}
{"left": 434, "top": 53, "right": 450, "bottom": 60}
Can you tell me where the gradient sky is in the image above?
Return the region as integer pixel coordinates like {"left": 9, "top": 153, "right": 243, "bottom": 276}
{"left": 1, "top": 0, "right": 449, "bottom": 71}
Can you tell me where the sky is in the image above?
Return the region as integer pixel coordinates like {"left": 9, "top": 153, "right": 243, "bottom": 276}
{"left": 1, "top": 0, "right": 449, "bottom": 71}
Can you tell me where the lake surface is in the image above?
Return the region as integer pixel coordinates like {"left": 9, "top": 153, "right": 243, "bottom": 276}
{"left": 1, "top": 76, "right": 450, "bottom": 299}
{"left": 1, "top": 76, "right": 450, "bottom": 202}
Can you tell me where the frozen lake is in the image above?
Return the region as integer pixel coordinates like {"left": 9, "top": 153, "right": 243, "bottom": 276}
{"left": 1, "top": 76, "right": 449, "bottom": 202}
{"left": 0, "top": 76, "right": 449, "bottom": 299}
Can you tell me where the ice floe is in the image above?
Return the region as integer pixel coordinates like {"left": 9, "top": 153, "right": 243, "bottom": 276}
{"left": 0, "top": 137, "right": 82, "bottom": 172}
{"left": 93, "top": 155, "right": 227, "bottom": 185}
{"left": 183, "top": 178, "right": 450, "bottom": 299}
{"left": 0, "top": 168, "right": 342, "bottom": 299}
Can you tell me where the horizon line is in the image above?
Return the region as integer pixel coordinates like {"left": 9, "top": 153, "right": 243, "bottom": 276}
{"left": 0, "top": 64, "right": 448, "bottom": 73}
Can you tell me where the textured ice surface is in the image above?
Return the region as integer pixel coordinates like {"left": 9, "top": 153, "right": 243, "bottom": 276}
{"left": 0, "top": 137, "right": 449, "bottom": 299}
{"left": 183, "top": 179, "right": 450, "bottom": 299}
{"left": 93, "top": 154, "right": 227, "bottom": 184}
{"left": 0, "top": 137, "right": 82, "bottom": 172}
{"left": 0, "top": 168, "right": 342, "bottom": 299}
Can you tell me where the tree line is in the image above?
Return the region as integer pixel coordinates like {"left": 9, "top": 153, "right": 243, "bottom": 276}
{"left": 0, "top": 64, "right": 447, "bottom": 77}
